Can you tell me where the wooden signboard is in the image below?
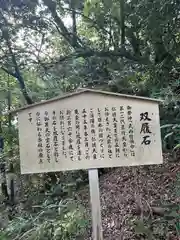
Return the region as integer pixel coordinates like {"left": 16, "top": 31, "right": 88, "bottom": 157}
{"left": 16, "top": 88, "right": 163, "bottom": 174}
{"left": 13, "top": 88, "right": 163, "bottom": 240}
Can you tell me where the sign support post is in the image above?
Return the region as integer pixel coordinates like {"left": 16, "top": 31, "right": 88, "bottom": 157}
{"left": 88, "top": 168, "right": 103, "bottom": 240}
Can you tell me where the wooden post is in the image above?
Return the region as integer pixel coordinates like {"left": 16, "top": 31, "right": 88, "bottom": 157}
{"left": 88, "top": 168, "right": 103, "bottom": 240}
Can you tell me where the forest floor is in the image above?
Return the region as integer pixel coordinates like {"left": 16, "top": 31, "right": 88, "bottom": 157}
{"left": 76, "top": 153, "right": 180, "bottom": 240}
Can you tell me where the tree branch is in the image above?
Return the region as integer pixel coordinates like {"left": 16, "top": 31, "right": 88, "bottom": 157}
{"left": 63, "top": 7, "right": 111, "bottom": 37}
{"left": 0, "top": 11, "right": 33, "bottom": 104}
{"left": 45, "top": 48, "right": 150, "bottom": 69}
{"left": 126, "top": 28, "right": 141, "bottom": 56}
{"left": 43, "top": 0, "right": 82, "bottom": 49}
{"left": 70, "top": 0, "right": 77, "bottom": 47}
{"left": 1, "top": 67, "right": 16, "bottom": 78}
{"left": 120, "top": 0, "right": 125, "bottom": 45}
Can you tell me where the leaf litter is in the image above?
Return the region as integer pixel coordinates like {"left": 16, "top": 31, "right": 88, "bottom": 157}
{"left": 75, "top": 153, "right": 180, "bottom": 240}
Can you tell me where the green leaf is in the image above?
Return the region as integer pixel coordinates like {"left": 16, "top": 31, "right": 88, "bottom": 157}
{"left": 172, "top": 124, "right": 180, "bottom": 129}
{"left": 164, "top": 132, "right": 174, "bottom": 140}
{"left": 174, "top": 143, "right": 180, "bottom": 150}
{"left": 160, "top": 124, "right": 174, "bottom": 129}
{"left": 134, "top": 220, "right": 153, "bottom": 239}
{"left": 83, "top": 1, "right": 91, "bottom": 17}
{"left": 164, "top": 210, "right": 180, "bottom": 220}
{"left": 83, "top": 0, "right": 99, "bottom": 16}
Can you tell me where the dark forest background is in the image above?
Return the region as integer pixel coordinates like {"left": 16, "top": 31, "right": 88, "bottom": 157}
{"left": 0, "top": 0, "right": 179, "bottom": 239}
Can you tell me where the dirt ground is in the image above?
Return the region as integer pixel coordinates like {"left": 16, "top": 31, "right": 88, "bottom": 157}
{"left": 76, "top": 153, "right": 180, "bottom": 240}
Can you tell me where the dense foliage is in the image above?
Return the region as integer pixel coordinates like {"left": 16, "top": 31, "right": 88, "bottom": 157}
{"left": 0, "top": 0, "right": 179, "bottom": 239}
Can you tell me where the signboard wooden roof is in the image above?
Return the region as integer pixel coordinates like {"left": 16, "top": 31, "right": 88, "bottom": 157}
{"left": 16, "top": 88, "right": 163, "bottom": 174}
{"left": 10, "top": 88, "right": 162, "bottom": 114}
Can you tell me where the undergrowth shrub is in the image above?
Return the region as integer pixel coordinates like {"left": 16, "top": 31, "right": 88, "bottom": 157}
{"left": 0, "top": 199, "right": 89, "bottom": 240}
{"left": 150, "top": 83, "right": 180, "bottom": 153}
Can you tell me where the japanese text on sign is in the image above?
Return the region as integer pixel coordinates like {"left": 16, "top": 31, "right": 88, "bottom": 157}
{"left": 140, "top": 112, "right": 152, "bottom": 145}
{"left": 18, "top": 92, "right": 162, "bottom": 174}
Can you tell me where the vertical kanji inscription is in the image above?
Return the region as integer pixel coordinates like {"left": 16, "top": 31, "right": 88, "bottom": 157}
{"left": 82, "top": 108, "right": 90, "bottom": 160}
{"left": 105, "top": 107, "right": 112, "bottom": 159}
{"left": 44, "top": 111, "right": 51, "bottom": 163}
{"left": 127, "top": 106, "right": 135, "bottom": 157}
{"left": 90, "top": 108, "right": 97, "bottom": 160}
{"left": 112, "top": 107, "right": 120, "bottom": 158}
{"left": 66, "top": 109, "right": 73, "bottom": 161}
{"left": 97, "top": 108, "right": 104, "bottom": 159}
{"left": 52, "top": 110, "right": 59, "bottom": 162}
{"left": 75, "top": 109, "right": 81, "bottom": 161}
{"left": 140, "top": 112, "right": 152, "bottom": 145}
{"left": 36, "top": 112, "right": 43, "bottom": 164}
{"left": 120, "top": 106, "right": 128, "bottom": 157}
{"left": 59, "top": 110, "right": 66, "bottom": 158}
